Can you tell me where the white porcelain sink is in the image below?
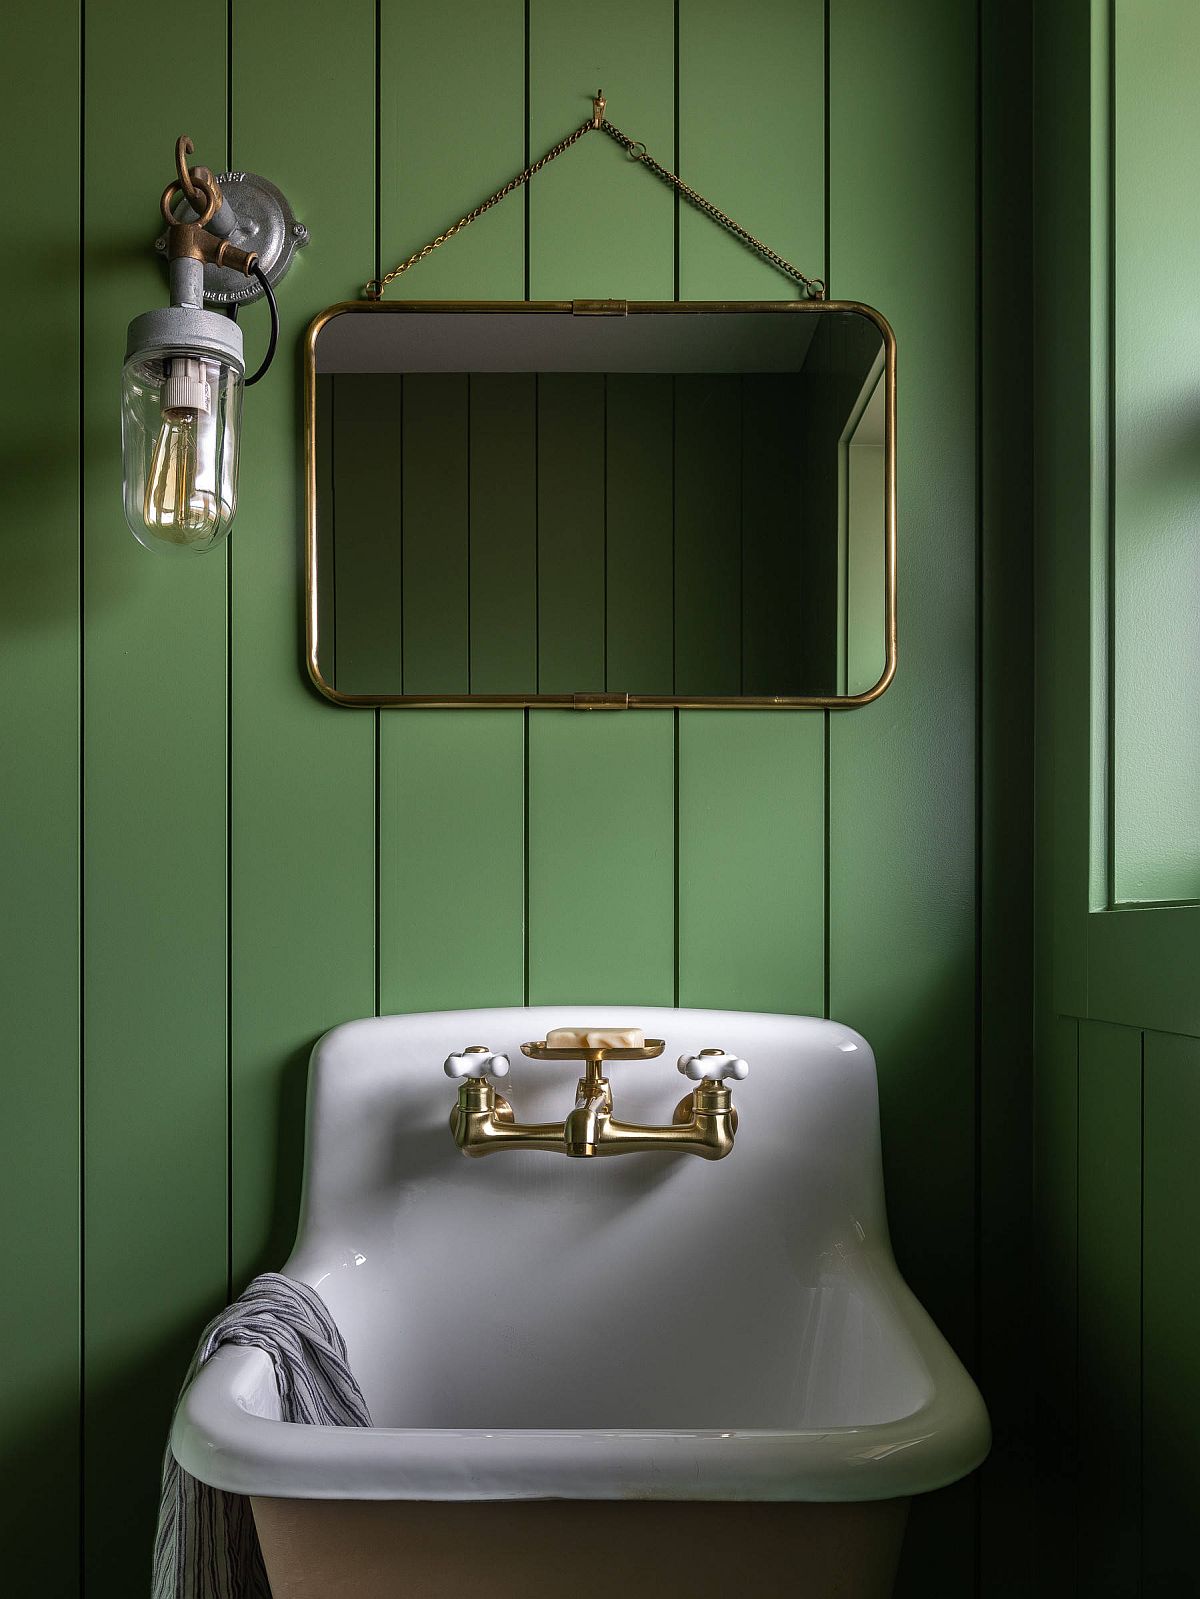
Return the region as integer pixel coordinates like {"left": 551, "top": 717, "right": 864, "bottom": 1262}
{"left": 173, "top": 1007, "right": 989, "bottom": 1597}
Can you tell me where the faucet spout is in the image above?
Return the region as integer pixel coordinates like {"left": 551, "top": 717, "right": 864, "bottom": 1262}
{"left": 563, "top": 1081, "right": 612, "bottom": 1157}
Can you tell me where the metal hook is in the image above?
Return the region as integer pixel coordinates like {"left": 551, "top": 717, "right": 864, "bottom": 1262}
{"left": 592, "top": 89, "right": 606, "bottom": 129}
{"left": 174, "top": 136, "right": 212, "bottom": 211}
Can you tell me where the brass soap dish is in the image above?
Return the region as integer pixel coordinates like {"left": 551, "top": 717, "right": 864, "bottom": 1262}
{"left": 521, "top": 1039, "right": 666, "bottom": 1063}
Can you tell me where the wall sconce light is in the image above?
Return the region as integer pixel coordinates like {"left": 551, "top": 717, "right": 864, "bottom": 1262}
{"left": 121, "top": 136, "right": 307, "bottom": 554}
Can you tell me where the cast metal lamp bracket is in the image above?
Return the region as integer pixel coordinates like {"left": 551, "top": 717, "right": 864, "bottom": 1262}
{"left": 154, "top": 136, "right": 308, "bottom": 307}
{"left": 442, "top": 1038, "right": 749, "bottom": 1161}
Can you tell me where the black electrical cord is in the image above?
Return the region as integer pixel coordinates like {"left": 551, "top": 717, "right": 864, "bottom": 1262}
{"left": 228, "top": 262, "right": 279, "bottom": 386}
{"left": 244, "top": 263, "right": 278, "bottom": 386}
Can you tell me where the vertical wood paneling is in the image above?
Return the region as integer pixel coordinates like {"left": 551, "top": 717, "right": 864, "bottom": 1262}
{"left": 379, "top": 714, "right": 525, "bottom": 1012}
{"left": 742, "top": 374, "right": 804, "bottom": 696}
{"left": 1142, "top": 1031, "right": 1200, "bottom": 1593}
{"left": 380, "top": 2, "right": 526, "bottom": 302}
{"left": 82, "top": 5, "right": 230, "bottom": 1583}
{"left": 1034, "top": 1015, "right": 1079, "bottom": 1598}
{"left": 829, "top": 0, "right": 977, "bottom": 1357}
{"left": 526, "top": 1, "right": 676, "bottom": 1004}
{"left": 3, "top": 7, "right": 1021, "bottom": 1594}
{"left": 314, "top": 375, "right": 337, "bottom": 678}
{"left": 677, "top": 1, "right": 825, "bottom": 298}
{"left": 676, "top": 1, "right": 827, "bottom": 1027}
{"left": 470, "top": 374, "right": 537, "bottom": 693}
{"left": 1077, "top": 1021, "right": 1141, "bottom": 1595}
{"left": 403, "top": 375, "right": 469, "bottom": 693}
{"left": 606, "top": 375, "right": 674, "bottom": 694}
{"left": 230, "top": 0, "right": 377, "bottom": 1282}
{"left": 527, "top": 713, "right": 675, "bottom": 1003}
{"left": 527, "top": 0, "right": 674, "bottom": 302}
{"left": 332, "top": 374, "right": 404, "bottom": 694}
{"left": 0, "top": 6, "right": 80, "bottom": 1590}
{"left": 678, "top": 712, "right": 824, "bottom": 1015}
{"left": 377, "top": 0, "right": 527, "bottom": 1016}
{"left": 829, "top": 1, "right": 978, "bottom": 1590}
{"left": 537, "top": 374, "right": 606, "bottom": 694}
{"left": 673, "top": 376, "right": 742, "bottom": 695}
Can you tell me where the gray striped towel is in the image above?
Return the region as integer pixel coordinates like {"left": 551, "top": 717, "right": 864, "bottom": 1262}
{"left": 152, "top": 1272, "right": 372, "bottom": 1599}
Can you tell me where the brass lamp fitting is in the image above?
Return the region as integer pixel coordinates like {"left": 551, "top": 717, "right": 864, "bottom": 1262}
{"left": 160, "top": 169, "right": 257, "bottom": 287}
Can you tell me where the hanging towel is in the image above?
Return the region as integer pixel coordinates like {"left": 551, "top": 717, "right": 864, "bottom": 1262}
{"left": 152, "top": 1272, "right": 372, "bottom": 1599}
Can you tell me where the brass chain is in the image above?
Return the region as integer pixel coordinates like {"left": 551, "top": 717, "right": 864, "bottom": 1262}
{"left": 364, "top": 117, "right": 595, "bottom": 299}
{"left": 597, "top": 120, "right": 825, "bottom": 298}
{"left": 364, "top": 112, "right": 825, "bottom": 301}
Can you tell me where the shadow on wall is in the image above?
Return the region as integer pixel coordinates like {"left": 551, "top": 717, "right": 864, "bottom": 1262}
{"left": 852, "top": 947, "right": 983, "bottom": 1596}
{"left": 1, "top": 1381, "right": 80, "bottom": 1597}
{"left": 64, "top": 1039, "right": 313, "bottom": 1588}
{"left": 242, "top": 1035, "right": 315, "bottom": 1283}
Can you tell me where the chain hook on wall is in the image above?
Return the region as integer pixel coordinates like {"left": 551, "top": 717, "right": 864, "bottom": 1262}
{"left": 364, "top": 90, "right": 826, "bottom": 302}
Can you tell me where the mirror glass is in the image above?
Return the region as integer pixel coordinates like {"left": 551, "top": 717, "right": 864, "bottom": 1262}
{"left": 308, "top": 304, "right": 892, "bottom": 705}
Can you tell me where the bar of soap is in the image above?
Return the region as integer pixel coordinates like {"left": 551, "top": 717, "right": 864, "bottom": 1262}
{"left": 544, "top": 1026, "right": 644, "bottom": 1050}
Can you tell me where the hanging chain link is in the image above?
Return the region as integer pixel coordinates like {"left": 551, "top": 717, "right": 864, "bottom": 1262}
{"left": 364, "top": 108, "right": 825, "bottom": 301}
{"left": 597, "top": 120, "right": 824, "bottom": 298}
{"left": 364, "top": 117, "right": 594, "bottom": 300}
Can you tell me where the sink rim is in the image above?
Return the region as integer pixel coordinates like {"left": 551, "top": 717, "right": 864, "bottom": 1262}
{"left": 172, "top": 1260, "right": 990, "bottom": 1503}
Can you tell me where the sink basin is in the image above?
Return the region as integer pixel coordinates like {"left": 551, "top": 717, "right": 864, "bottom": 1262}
{"left": 173, "top": 1006, "right": 989, "bottom": 1597}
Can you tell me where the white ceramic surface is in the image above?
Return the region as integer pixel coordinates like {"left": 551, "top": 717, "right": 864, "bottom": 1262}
{"left": 173, "top": 1006, "right": 990, "bottom": 1502}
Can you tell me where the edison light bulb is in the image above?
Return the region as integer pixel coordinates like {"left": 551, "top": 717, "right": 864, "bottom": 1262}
{"left": 142, "top": 358, "right": 220, "bottom": 546}
{"left": 122, "top": 308, "right": 245, "bottom": 555}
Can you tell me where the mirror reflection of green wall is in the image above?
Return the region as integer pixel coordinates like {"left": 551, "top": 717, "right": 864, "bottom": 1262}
{"left": 309, "top": 305, "right": 892, "bottom": 705}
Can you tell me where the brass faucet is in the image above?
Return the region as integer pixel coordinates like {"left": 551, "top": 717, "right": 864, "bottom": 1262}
{"left": 444, "top": 1039, "right": 749, "bottom": 1160}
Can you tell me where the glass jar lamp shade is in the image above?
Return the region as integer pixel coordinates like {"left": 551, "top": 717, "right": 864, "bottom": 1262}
{"left": 121, "top": 306, "right": 245, "bottom": 554}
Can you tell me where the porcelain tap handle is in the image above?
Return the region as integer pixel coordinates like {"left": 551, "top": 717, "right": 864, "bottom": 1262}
{"left": 677, "top": 1048, "right": 749, "bottom": 1083}
{"left": 444, "top": 1046, "right": 510, "bottom": 1080}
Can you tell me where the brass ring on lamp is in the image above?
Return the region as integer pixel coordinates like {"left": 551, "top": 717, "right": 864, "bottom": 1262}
{"left": 160, "top": 176, "right": 220, "bottom": 230}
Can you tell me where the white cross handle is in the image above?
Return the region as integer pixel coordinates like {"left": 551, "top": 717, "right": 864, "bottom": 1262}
{"left": 444, "top": 1046, "right": 511, "bottom": 1080}
{"left": 677, "top": 1049, "right": 749, "bottom": 1083}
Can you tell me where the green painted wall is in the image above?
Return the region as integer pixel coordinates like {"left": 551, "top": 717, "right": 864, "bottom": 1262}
{"left": 1034, "top": 3, "right": 1200, "bottom": 1593}
{"left": 2, "top": 2, "right": 1038, "bottom": 1594}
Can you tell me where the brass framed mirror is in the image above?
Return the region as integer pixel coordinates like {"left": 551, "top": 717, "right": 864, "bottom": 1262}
{"left": 304, "top": 299, "right": 896, "bottom": 709}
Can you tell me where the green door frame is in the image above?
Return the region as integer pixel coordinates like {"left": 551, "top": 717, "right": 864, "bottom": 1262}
{"left": 1041, "top": 0, "right": 1200, "bottom": 1038}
